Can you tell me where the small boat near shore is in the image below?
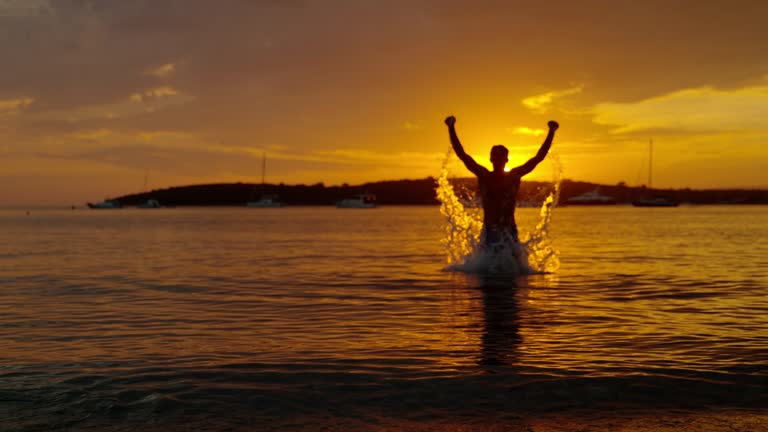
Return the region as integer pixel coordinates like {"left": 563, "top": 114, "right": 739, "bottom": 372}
{"left": 632, "top": 139, "right": 679, "bottom": 208}
{"left": 137, "top": 199, "right": 163, "bottom": 208}
{"left": 87, "top": 199, "right": 122, "bottom": 209}
{"left": 337, "top": 193, "right": 376, "bottom": 208}
{"left": 247, "top": 153, "right": 283, "bottom": 207}
{"left": 247, "top": 195, "right": 283, "bottom": 208}
{"left": 564, "top": 189, "right": 616, "bottom": 206}
{"left": 632, "top": 197, "right": 679, "bottom": 207}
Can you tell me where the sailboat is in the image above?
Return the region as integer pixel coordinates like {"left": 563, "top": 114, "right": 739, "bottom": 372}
{"left": 87, "top": 199, "right": 122, "bottom": 209}
{"left": 565, "top": 188, "right": 617, "bottom": 205}
{"left": 632, "top": 139, "right": 679, "bottom": 207}
{"left": 137, "top": 171, "right": 165, "bottom": 208}
{"left": 336, "top": 192, "right": 377, "bottom": 208}
{"left": 247, "top": 153, "right": 283, "bottom": 207}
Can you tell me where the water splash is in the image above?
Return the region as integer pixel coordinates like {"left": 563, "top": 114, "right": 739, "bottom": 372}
{"left": 437, "top": 149, "right": 561, "bottom": 275}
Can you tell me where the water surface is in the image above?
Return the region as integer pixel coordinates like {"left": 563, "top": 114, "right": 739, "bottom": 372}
{"left": 1, "top": 206, "right": 767, "bottom": 431}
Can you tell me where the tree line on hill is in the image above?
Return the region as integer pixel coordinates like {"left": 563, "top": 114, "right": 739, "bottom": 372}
{"left": 112, "top": 178, "right": 768, "bottom": 206}
{"left": 115, "top": 178, "right": 441, "bottom": 206}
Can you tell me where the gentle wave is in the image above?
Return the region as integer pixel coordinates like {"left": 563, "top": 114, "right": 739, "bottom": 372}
{"left": 2, "top": 206, "right": 768, "bottom": 430}
{"left": 4, "top": 361, "right": 766, "bottom": 431}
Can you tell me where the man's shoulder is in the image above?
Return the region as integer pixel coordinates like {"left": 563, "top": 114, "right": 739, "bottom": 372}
{"left": 473, "top": 166, "right": 491, "bottom": 177}
{"left": 506, "top": 168, "right": 524, "bottom": 179}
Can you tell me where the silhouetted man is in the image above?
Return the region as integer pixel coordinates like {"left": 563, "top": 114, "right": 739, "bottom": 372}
{"left": 444, "top": 116, "right": 559, "bottom": 251}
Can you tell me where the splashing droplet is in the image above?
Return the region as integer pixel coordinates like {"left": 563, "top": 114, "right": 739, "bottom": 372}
{"left": 436, "top": 148, "right": 561, "bottom": 275}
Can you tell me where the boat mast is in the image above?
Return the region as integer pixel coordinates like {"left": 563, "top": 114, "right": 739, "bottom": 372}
{"left": 262, "top": 152, "right": 266, "bottom": 185}
{"left": 648, "top": 139, "right": 653, "bottom": 189}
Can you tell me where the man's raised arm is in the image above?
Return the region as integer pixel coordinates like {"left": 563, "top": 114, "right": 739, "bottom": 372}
{"left": 445, "top": 116, "right": 484, "bottom": 176}
{"left": 515, "top": 120, "right": 559, "bottom": 176}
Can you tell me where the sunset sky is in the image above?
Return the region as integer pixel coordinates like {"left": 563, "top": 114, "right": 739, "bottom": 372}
{"left": 1, "top": 0, "right": 767, "bottom": 205}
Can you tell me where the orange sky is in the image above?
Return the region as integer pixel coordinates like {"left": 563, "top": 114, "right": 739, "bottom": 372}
{"left": 1, "top": 0, "right": 767, "bottom": 205}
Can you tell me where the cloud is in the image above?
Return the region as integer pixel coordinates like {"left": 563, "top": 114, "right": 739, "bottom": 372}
{"left": 0, "top": 97, "right": 34, "bottom": 115}
{"left": 403, "top": 120, "right": 422, "bottom": 131}
{"left": 146, "top": 63, "right": 177, "bottom": 78}
{"left": 0, "top": 0, "right": 49, "bottom": 17}
{"left": 129, "top": 86, "right": 180, "bottom": 103}
{"left": 509, "top": 126, "right": 545, "bottom": 137}
{"left": 522, "top": 86, "right": 583, "bottom": 114}
{"left": 72, "top": 128, "right": 113, "bottom": 141}
{"left": 312, "top": 149, "right": 444, "bottom": 167}
{"left": 593, "top": 85, "right": 768, "bottom": 133}
{"left": 33, "top": 88, "right": 193, "bottom": 123}
{"left": 31, "top": 139, "right": 445, "bottom": 182}
{"left": 46, "top": 144, "right": 261, "bottom": 177}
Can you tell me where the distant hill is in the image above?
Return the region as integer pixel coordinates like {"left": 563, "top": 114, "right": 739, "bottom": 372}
{"left": 558, "top": 181, "right": 768, "bottom": 205}
{"left": 110, "top": 178, "right": 768, "bottom": 206}
{"left": 114, "top": 178, "right": 441, "bottom": 206}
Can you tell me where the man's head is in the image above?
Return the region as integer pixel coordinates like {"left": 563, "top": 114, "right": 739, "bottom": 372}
{"left": 490, "top": 145, "right": 509, "bottom": 171}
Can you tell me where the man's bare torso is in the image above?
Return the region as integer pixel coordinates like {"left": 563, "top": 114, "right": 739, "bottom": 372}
{"left": 477, "top": 169, "right": 521, "bottom": 230}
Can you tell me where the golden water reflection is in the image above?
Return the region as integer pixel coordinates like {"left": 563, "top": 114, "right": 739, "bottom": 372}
{"left": 2, "top": 207, "right": 766, "bottom": 379}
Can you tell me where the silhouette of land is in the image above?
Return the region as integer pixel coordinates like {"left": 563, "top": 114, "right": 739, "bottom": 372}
{"left": 109, "top": 178, "right": 768, "bottom": 207}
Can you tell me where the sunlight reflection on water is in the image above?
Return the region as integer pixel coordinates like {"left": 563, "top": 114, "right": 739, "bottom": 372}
{"left": 1, "top": 205, "right": 767, "bottom": 430}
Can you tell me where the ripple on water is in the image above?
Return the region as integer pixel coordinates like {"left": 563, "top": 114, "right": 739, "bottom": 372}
{"left": 2, "top": 206, "right": 768, "bottom": 430}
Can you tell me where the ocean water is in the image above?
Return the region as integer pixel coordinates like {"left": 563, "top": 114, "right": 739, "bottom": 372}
{"left": 1, "top": 204, "right": 768, "bottom": 431}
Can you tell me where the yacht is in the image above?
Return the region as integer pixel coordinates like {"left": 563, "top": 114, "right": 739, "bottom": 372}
{"left": 137, "top": 199, "right": 162, "bottom": 208}
{"left": 632, "top": 196, "right": 679, "bottom": 207}
{"left": 247, "top": 195, "right": 283, "bottom": 208}
{"left": 87, "top": 199, "right": 122, "bottom": 209}
{"left": 337, "top": 193, "right": 376, "bottom": 208}
{"left": 564, "top": 189, "right": 616, "bottom": 205}
{"left": 247, "top": 153, "right": 284, "bottom": 207}
{"left": 632, "top": 139, "right": 679, "bottom": 207}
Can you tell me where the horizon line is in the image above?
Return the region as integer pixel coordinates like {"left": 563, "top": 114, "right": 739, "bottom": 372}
{"left": 3, "top": 177, "right": 768, "bottom": 209}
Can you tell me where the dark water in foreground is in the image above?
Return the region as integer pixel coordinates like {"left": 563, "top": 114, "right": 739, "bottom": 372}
{"left": 1, "top": 206, "right": 767, "bottom": 431}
